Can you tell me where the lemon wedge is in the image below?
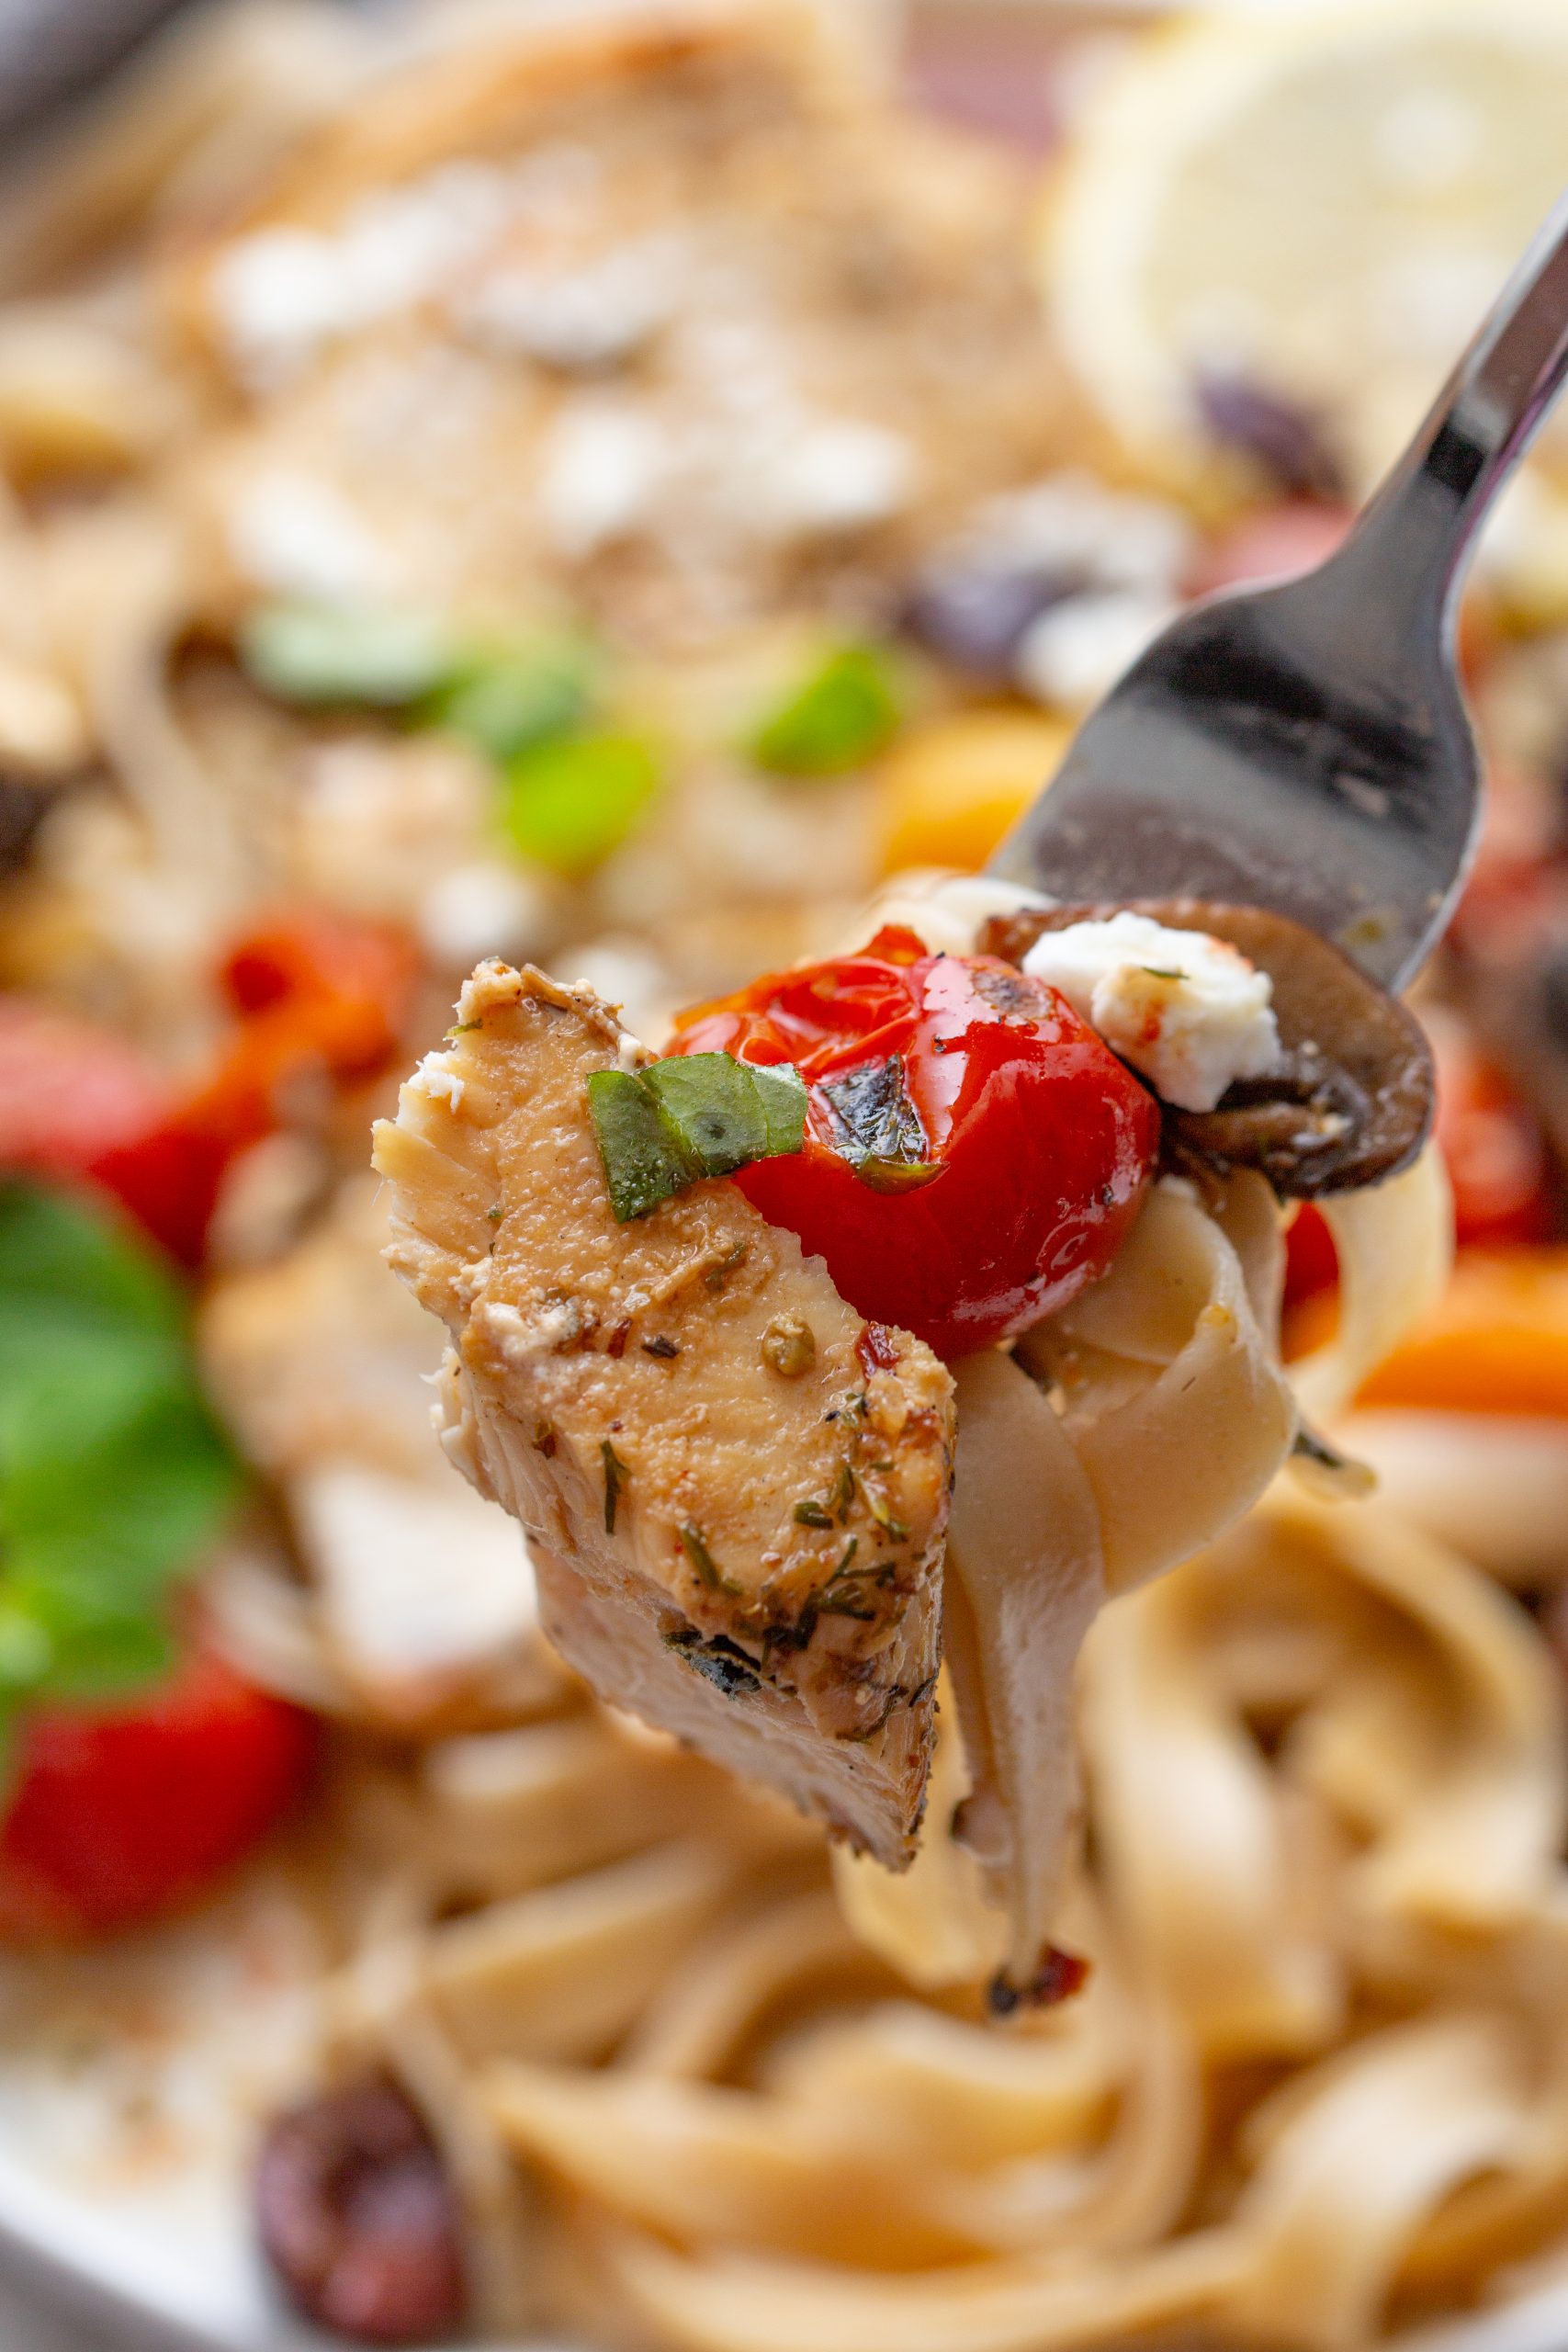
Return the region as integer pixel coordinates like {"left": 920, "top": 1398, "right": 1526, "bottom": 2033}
{"left": 1044, "top": 0, "right": 1568, "bottom": 497}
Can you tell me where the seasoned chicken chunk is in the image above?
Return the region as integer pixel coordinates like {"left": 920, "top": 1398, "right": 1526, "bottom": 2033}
{"left": 372, "top": 960, "right": 954, "bottom": 1865}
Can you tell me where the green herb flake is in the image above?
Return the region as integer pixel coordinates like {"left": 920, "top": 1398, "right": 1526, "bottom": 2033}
{"left": 794, "top": 1500, "right": 833, "bottom": 1529}
{"left": 587, "top": 1069, "right": 700, "bottom": 1223}
{"left": 750, "top": 642, "right": 903, "bottom": 779}
{"left": 679, "top": 1523, "right": 741, "bottom": 1598}
{"left": 0, "top": 1182, "right": 243, "bottom": 1769}
{"left": 644, "top": 1054, "right": 767, "bottom": 1178}
{"left": 601, "top": 1441, "right": 630, "bottom": 1534}
{"left": 588, "top": 1055, "right": 805, "bottom": 1225}
{"left": 501, "top": 730, "right": 662, "bottom": 876}
{"left": 704, "top": 1240, "right": 750, "bottom": 1289}
{"left": 1140, "top": 967, "right": 1183, "bottom": 981}
{"left": 432, "top": 634, "right": 594, "bottom": 763}
{"left": 856, "top": 1471, "right": 908, "bottom": 1543}
{"left": 816, "top": 1055, "right": 936, "bottom": 1193}
{"left": 830, "top": 1462, "right": 855, "bottom": 1522}
{"left": 241, "top": 602, "right": 461, "bottom": 707}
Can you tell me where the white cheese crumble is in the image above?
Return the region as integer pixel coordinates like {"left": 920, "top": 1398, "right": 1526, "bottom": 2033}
{"left": 536, "top": 397, "right": 666, "bottom": 556}
{"left": 461, "top": 234, "right": 687, "bottom": 370}
{"left": 1021, "top": 910, "right": 1283, "bottom": 1112}
{"left": 228, "top": 469, "right": 389, "bottom": 603}
{"left": 418, "top": 860, "right": 553, "bottom": 969}
{"left": 414, "top": 1054, "right": 466, "bottom": 1112}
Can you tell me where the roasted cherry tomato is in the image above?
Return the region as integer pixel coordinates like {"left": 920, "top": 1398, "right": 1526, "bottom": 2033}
{"left": 1431, "top": 1014, "right": 1557, "bottom": 1250}
{"left": 0, "top": 1643, "right": 317, "bottom": 1941}
{"left": 671, "top": 926, "right": 1159, "bottom": 1358}
{"left": 0, "top": 997, "right": 227, "bottom": 1264}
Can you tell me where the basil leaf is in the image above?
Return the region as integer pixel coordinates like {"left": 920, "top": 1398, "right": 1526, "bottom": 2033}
{"left": 587, "top": 1072, "right": 699, "bottom": 1223}
{"left": 0, "top": 1182, "right": 243, "bottom": 1732}
{"left": 433, "top": 638, "right": 595, "bottom": 762}
{"left": 502, "top": 731, "right": 661, "bottom": 876}
{"left": 588, "top": 1055, "right": 806, "bottom": 1222}
{"left": 750, "top": 643, "right": 903, "bottom": 778}
{"left": 644, "top": 1055, "right": 768, "bottom": 1178}
{"left": 242, "top": 602, "right": 463, "bottom": 707}
{"left": 815, "top": 1055, "right": 937, "bottom": 1191}
{"left": 750, "top": 1062, "right": 808, "bottom": 1156}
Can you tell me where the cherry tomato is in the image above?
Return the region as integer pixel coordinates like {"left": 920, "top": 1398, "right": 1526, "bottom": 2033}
{"left": 185, "top": 910, "right": 418, "bottom": 1167}
{"left": 1282, "top": 1203, "right": 1338, "bottom": 1311}
{"left": 0, "top": 1644, "right": 317, "bottom": 1942}
{"left": 0, "top": 998, "right": 227, "bottom": 1264}
{"left": 1186, "top": 503, "right": 1353, "bottom": 599}
{"left": 1430, "top": 1012, "right": 1557, "bottom": 1250}
{"left": 671, "top": 927, "right": 1159, "bottom": 1358}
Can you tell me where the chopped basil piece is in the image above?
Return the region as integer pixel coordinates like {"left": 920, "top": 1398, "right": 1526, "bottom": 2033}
{"left": 588, "top": 1054, "right": 805, "bottom": 1222}
{"left": 586, "top": 1070, "right": 698, "bottom": 1223}
{"left": 750, "top": 642, "right": 903, "bottom": 778}
{"left": 816, "top": 1054, "right": 937, "bottom": 1192}
{"left": 601, "top": 1441, "right": 630, "bottom": 1535}
{"left": 644, "top": 1054, "right": 767, "bottom": 1178}
{"left": 242, "top": 602, "right": 461, "bottom": 707}
{"left": 0, "top": 1182, "right": 242, "bottom": 1761}
{"left": 750, "top": 1062, "right": 808, "bottom": 1155}
{"left": 433, "top": 637, "right": 594, "bottom": 762}
{"left": 501, "top": 730, "right": 661, "bottom": 876}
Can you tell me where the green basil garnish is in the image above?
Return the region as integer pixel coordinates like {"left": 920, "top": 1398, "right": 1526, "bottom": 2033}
{"left": 750, "top": 641, "right": 903, "bottom": 779}
{"left": 0, "top": 1182, "right": 243, "bottom": 1772}
{"left": 588, "top": 1054, "right": 806, "bottom": 1223}
{"left": 241, "top": 602, "right": 462, "bottom": 707}
{"left": 501, "top": 730, "right": 661, "bottom": 876}
{"left": 432, "top": 635, "right": 595, "bottom": 762}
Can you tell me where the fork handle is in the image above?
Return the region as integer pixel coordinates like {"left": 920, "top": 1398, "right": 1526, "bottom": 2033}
{"left": 1339, "top": 182, "right": 1568, "bottom": 635}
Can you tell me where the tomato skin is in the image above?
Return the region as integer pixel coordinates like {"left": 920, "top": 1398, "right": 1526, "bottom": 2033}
{"left": 0, "top": 999, "right": 226, "bottom": 1263}
{"left": 0, "top": 915, "right": 415, "bottom": 1267}
{"left": 1431, "top": 1016, "right": 1556, "bottom": 1250}
{"left": 0, "top": 1645, "right": 317, "bottom": 1942}
{"left": 672, "top": 932, "right": 1158, "bottom": 1358}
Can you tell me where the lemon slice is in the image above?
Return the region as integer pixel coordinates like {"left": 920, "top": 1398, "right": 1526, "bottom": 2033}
{"left": 1044, "top": 0, "right": 1568, "bottom": 496}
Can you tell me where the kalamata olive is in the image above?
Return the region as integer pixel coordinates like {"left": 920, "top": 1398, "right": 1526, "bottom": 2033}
{"left": 980, "top": 899, "right": 1433, "bottom": 1197}
{"left": 0, "top": 776, "right": 49, "bottom": 876}
{"left": 902, "top": 560, "right": 1080, "bottom": 681}
{"left": 1195, "top": 372, "right": 1348, "bottom": 503}
{"left": 255, "top": 2076, "right": 467, "bottom": 2345}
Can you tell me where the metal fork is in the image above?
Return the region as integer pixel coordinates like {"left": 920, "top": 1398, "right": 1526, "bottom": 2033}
{"left": 989, "top": 188, "right": 1568, "bottom": 992}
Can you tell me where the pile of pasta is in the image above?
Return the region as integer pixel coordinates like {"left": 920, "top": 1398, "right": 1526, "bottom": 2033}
{"left": 293, "top": 1442, "right": 1568, "bottom": 2352}
{"left": 234, "top": 1133, "right": 1558, "bottom": 2352}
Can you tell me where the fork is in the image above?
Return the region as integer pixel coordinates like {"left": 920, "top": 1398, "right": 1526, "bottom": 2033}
{"left": 989, "top": 187, "right": 1568, "bottom": 991}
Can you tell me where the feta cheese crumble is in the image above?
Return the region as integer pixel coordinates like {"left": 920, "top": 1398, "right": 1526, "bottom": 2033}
{"left": 1021, "top": 911, "right": 1282, "bottom": 1112}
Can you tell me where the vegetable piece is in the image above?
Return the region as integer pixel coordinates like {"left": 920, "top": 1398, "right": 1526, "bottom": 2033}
{"left": 644, "top": 1053, "right": 768, "bottom": 1176}
{"left": 181, "top": 910, "right": 419, "bottom": 1179}
{"left": 0, "top": 1638, "right": 315, "bottom": 1939}
{"left": 1430, "top": 1014, "right": 1556, "bottom": 1250}
{"left": 500, "top": 730, "right": 660, "bottom": 875}
{"left": 586, "top": 1069, "right": 697, "bottom": 1222}
{"left": 241, "top": 603, "right": 461, "bottom": 707}
{"left": 0, "top": 1182, "right": 242, "bottom": 1752}
{"left": 0, "top": 997, "right": 226, "bottom": 1263}
{"left": 750, "top": 642, "right": 902, "bottom": 778}
{"left": 671, "top": 927, "right": 1159, "bottom": 1357}
{"left": 430, "top": 634, "right": 594, "bottom": 761}
{"left": 982, "top": 898, "right": 1433, "bottom": 1197}
{"left": 588, "top": 1053, "right": 806, "bottom": 1222}
{"left": 1356, "top": 1249, "right": 1568, "bottom": 1419}
{"left": 876, "top": 709, "right": 1069, "bottom": 875}
{"left": 256, "top": 2076, "right": 466, "bottom": 2345}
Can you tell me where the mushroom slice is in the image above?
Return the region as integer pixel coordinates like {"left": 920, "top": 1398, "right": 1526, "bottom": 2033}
{"left": 372, "top": 961, "right": 954, "bottom": 1869}
{"left": 981, "top": 899, "right": 1433, "bottom": 1197}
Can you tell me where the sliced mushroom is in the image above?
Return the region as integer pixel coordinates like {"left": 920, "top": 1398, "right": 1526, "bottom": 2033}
{"left": 979, "top": 899, "right": 1433, "bottom": 1197}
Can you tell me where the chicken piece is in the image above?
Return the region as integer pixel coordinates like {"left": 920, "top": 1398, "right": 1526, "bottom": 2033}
{"left": 372, "top": 960, "right": 954, "bottom": 1865}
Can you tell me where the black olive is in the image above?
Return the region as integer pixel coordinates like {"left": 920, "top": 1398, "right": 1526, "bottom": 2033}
{"left": 902, "top": 560, "right": 1080, "bottom": 681}
{"left": 980, "top": 899, "right": 1433, "bottom": 1197}
{"left": 1195, "top": 372, "right": 1348, "bottom": 503}
{"left": 255, "top": 2076, "right": 467, "bottom": 2345}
